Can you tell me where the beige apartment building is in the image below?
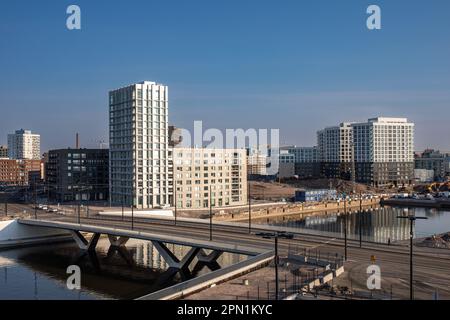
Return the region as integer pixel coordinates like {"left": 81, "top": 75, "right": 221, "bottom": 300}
{"left": 247, "top": 152, "right": 267, "bottom": 175}
{"left": 172, "top": 147, "right": 247, "bottom": 209}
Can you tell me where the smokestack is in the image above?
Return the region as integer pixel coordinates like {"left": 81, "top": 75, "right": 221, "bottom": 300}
{"left": 76, "top": 133, "right": 79, "bottom": 149}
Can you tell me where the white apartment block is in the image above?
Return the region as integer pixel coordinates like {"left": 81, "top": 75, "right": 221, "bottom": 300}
{"left": 317, "top": 123, "right": 354, "bottom": 163}
{"left": 352, "top": 117, "right": 414, "bottom": 186}
{"left": 109, "top": 81, "right": 171, "bottom": 208}
{"left": 7, "top": 129, "right": 41, "bottom": 160}
{"left": 317, "top": 117, "right": 415, "bottom": 186}
{"left": 173, "top": 147, "right": 247, "bottom": 209}
{"left": 352, "top": 117, "right": 414, "bottom": 163}
{"left": 317, "top": 123, "right": 354, "bottom": 180}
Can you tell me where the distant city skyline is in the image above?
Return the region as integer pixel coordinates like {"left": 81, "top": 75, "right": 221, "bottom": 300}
{"left": 1, "top": 1, "right": 450, "bottom": 152}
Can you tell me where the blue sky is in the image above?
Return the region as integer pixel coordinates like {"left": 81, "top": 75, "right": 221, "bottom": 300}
{"left": 1, "top": 0, "right": 449, "bottom": 151}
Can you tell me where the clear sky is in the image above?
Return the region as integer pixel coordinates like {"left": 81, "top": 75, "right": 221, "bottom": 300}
{"left": 1, "top": 0, "right": 449, "bottom": 152}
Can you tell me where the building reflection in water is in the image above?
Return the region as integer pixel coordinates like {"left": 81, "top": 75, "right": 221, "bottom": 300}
{"left": 263, "top": 206, "right": 449, "bottom": 243}
{"left": 134, "top": 241, "right": 247, "bottom": 275}
{"left": 0, "top": 239, "right": 248, "bottom": 300}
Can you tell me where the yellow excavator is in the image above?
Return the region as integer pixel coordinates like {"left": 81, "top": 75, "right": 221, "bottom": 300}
{"left": 427, "top": 180, "right": 450, "bottom": 193}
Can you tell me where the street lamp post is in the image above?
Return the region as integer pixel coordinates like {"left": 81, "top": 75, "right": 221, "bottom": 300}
{"left": 256, "top": 231, "right": 294, "bottom": 300}
{"left": 131, "top": 190, "right": 134, "bottom": 231}
{"left": 343, "top": 193, "right": 348, "bottom": 261}
{"left": 275, "top": 236, "right": 278, "bottom": 298}
{"left": 397, "top": 214, "right": 428, "bottom": 300}
{"left": 174, "top": 178, "right": 177, "bottom": 226}
{"left": 359, "top": 192, "right": 363, "bottom": 248}
{"left": 47, "top": 182, "right": 50, "bottom": 206}
{"left": 248, "top": 179, "right": 251, "bottom": 234}
{"left": 34, "top": 180, "right": 37, "bottom": 220}
{"left": 209, "top": 187, "right": 213, "bottom": 241}
{"left": 121, "top": 195, "right": 124, "bottom": 221}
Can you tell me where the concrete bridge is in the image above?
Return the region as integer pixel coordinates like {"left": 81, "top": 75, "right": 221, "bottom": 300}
{"left": 7, "top": 214, "right": 450, "bottom": 300}
{"left": 17, "top": 219, "right": 266, "bottom": 273}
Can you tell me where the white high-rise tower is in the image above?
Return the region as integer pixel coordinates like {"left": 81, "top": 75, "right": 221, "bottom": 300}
{"left": 109, "top": 81, "right": 171, "bottom": 208}
{"left": 7, "top": 129, "right": 41, "bottom": 160}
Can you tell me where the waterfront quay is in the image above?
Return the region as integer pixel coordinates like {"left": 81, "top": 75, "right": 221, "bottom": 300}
{"left": 6, "top": 213, "right": 450, "bottom": 300}
{"left": 382, "top": 198, "right": 450, "bottom": 209}
{"left": 217, "top": 198, "right": 380, "bottom": 223}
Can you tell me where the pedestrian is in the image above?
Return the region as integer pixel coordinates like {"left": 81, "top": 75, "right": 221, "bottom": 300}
{"left": 388, "top": 238, "right": 391, "bottom": 246}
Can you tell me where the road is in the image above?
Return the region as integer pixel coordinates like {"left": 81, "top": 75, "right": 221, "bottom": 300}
{"left": 20, "top": 212, "right": 450, "bottom": 300}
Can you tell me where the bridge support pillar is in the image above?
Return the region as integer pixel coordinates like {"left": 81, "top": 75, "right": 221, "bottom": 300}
{"left": 107, "top": 234, "right": 129, "bottom": 247}
{"left": 70, "top": 231, "right": 101, "bottom": 251}
{"left": 152, "top": 241, "right": 200, "bottom": 270}
{"left": 196, "top": 249, "right": 223, "bottom": 264}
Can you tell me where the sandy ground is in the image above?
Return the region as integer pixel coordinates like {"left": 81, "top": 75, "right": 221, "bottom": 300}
{"left": 249, "top": 179, "right": 390, "bottom": 202}
{"left": 185, "top": 247, "right": 450, "bottom": 301}
{"left": 185, "top": 259, "right": 325, "bottom": 301}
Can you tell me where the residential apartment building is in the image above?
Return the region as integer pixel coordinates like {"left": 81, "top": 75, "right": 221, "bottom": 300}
{"left": 415, "top": 149, "right": 450, "bottom": 181}
{"left": 0, "top": 146, "right": 7, "bottom": 158}
{"left": 109, "top": 81, "right": 171, "bottom": 208}
{"left": 414, "top": 169, "right": 434, "bottom": 183}
{"left": 317, "top": 117, "right": 415, "bottom": 186}
{"left": 317, "top": 123, "right": 354, "bottom": 180}
{"left": 7, "top": 129, "right": 41, "bottom": 160}
{"left": 287, "top": 146, "right": 320, "bottom": 178}
{"left": 0, "top": 159, "right": 42, "bottom": 186}
{"left": 247, "top": 149, "right": 267, "bottom": 176}
{"left": 46, "top": 149, "right": 109, "bottom": 202}
{"left": 172, "top": 147, "right": 247, "bottom": 209}
{"left": 352, "top": 117, "right": 414, "bottom": 186}
{"left": 278, "top": 150, "right": 295, "bottom": 178}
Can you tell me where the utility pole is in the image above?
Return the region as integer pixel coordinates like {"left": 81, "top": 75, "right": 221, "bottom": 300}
{"left": 47, "top": 182, "right": 50, "bottom": 206}
{"left": 131, "top": 185, "right": 134, "bottom": 231}
{"left": 397, "top": 214, "right": 428, "bottom": 300}
{"left": 130, "top": 160, "right": 135, "bottom": 230}
{"left": 343, "top": 193, "right": 348, "bottom": 261}
{"left": 359, "top": 192, "right": 363, "bottom": 248}
{"left": 248, "top": 179, "right": 252, "bottom": 234}
{"left": 275, "top": 236, "right": 278, "bottom": 300}
{"left": 209, "top": 187, "right": 213, "bottom": 241}
{"left": 78, "top": 186, "right": 83, "bottom": 224}
{"left": 121, "top": 195, "right": 124, "bottom": 221}
{"left": 256, "top": 231, "right": 294, "bottom": 301}
{"left": 34, "top": 180, "right": 37, "bottom": 220}
{"left": 174, "top": 177, "right": 177, "bottom": 226}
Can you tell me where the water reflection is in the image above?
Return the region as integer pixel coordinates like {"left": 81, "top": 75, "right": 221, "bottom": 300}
{"left": 259, "top": 206, "right": 450, "bottom": 243}
{"left": 0, "top": 238, "right": 247, "bottom": 300}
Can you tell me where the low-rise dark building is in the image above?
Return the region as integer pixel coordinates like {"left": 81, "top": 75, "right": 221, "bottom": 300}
{"left": 46, "top": 148, "right": 109, "bottom": 202}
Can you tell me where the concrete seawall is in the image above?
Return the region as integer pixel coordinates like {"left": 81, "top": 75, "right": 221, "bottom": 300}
{"left": 219, "top": 198, "right": 380, "bottom": 222}
{"left": 381, "top": 198, "right": 450, "bottom": 209}
{"left": 0, "top": 220, "right": 72, "bottom": 250}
